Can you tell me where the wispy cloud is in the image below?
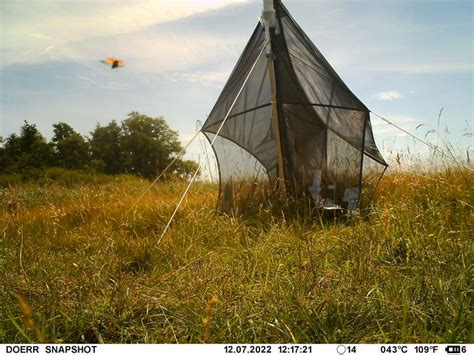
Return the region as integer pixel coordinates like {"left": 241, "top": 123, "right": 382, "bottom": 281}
{"left": 371, "top": 115, "right": 418, "bottom": 137}
{"left": 1, "top": 0, "right": 252, "bottom": 68}
{"left": 168, "top": 71, "right": 229, "bottom": 87}
{"left": 370, "top": 63, "right": 473, "bottom": 74}
{"left": 371, "top": 115, "right": 417, "bottom": 126}
{"left": 373, "top": 90, "right": 401, "bottom": 101}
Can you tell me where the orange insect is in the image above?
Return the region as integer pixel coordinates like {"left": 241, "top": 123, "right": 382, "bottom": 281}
{"left": 100, "top": 57, "right": 125, "bottom": 69}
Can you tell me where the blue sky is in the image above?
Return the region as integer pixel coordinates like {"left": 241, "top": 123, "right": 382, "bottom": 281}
{"left": 0, "top": 0, "right": 472, "bottom": 165}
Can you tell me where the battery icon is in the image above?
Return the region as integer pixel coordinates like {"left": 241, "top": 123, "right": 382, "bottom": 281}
{"left": 445, "top": 345, "right": 461, "bottom": 354}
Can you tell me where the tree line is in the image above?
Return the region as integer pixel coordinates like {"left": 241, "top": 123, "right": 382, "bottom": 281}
{"left": 0, "top": 112, "right": 198, "bottom": 180}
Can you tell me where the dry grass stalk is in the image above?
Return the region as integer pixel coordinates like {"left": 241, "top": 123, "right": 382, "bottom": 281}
{"left": 203, "top": 295, "right": 219, "bottom": 343}
{"left": 16, "top": 294, "right": 45, "bottom": 343}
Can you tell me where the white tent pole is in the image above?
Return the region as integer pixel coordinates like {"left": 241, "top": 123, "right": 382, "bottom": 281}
{"left": 262, "top": 0, "right": 275, "bottom": 56}
{"left": 155, "top": 38, "right": 269, "bottom": 246}
{"left": 262, "top": 0, "right": 276, "bottom": 28}
{"left": 262, "top": 0, "right": 287, "bottom": 196}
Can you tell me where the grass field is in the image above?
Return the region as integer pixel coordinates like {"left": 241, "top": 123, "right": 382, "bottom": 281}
{"left": 0, "top": 167, "right": 472, "bottom": 343}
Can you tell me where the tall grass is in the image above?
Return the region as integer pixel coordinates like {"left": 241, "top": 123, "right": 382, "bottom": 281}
{"left": 0, "top": 165, "right": 472, "bottom": 343}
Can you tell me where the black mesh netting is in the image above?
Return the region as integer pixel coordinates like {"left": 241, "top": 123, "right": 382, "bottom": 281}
{"left": 202, "top": 0, "right": 387, "bottom": 212}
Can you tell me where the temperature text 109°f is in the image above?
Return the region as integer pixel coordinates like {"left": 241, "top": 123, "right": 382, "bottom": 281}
{"left": 414, "top": 345, "right": 439, "bottom": 353}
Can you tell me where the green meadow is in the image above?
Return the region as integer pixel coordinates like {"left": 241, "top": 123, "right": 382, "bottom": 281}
{"left": 0, "top": 166, "right": 472, "bottom": 343}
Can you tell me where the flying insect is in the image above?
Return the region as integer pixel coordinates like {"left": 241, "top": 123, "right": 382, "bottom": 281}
{"left": 100, "top": 57, "right": 124, "bottom": 69}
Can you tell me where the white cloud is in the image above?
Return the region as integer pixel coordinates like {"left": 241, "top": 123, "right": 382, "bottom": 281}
{"left": 0, "top": 0, "right": 252, "bottom": 68}
{"left": 68, "top": 29, "right": 244, "bottom": 73}
{"left": 373, "top": 90, "right": 401, "bottom": 101}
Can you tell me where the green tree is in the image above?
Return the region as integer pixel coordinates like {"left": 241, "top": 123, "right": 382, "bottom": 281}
{"left": 1, "top": 121, "right": 53, "bottom": 172}
{"left": 121, "top": 112, "right": 182, "bottom": 179}
{"left": 90, "top": 121, "right": 124, "bottom": 174}
{"left": 174, "top": 159, "right": 200, "bottom": 180}
{"left": 51, "top": 123, "right": 90, "bottom": 170}
{"left": 0, "top": 137, "right": 6, "bottom": 172}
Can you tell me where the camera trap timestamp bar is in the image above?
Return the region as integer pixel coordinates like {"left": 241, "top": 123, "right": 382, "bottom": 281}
{"left": 1, "top": 343, "right": 471, "bottom": 355}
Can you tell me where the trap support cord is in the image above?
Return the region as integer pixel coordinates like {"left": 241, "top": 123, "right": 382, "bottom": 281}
{"left": 155, "top": 39, "right": 269, "bottom": 246}
{"left": 370, "top": 111, "right": 435, "bottom": 149}
{"left": 371, "top": 110, "right": 473, "bottom": 171}
{"left": 124, "top": 130, "right": 201, "bottom": 218}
